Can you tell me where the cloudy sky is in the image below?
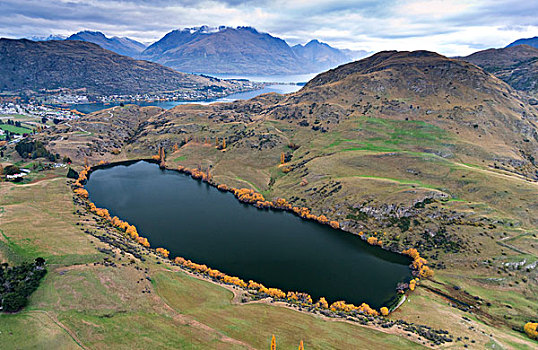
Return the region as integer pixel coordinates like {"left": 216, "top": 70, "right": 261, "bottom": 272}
{"left": 1, "top": 0, "right": 537, "bottom": 56}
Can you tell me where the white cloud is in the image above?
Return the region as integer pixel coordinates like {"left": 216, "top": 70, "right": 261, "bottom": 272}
{"left": 0, "top": 0, "right": 536, "bottom": 55}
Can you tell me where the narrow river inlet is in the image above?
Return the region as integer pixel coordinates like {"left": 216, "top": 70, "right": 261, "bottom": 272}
{"left": 85, "top": 161, "right": 413, "bottom": 308}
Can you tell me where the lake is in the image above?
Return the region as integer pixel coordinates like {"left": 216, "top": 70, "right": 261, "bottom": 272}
{"left": 70, "top": 84, "right": 303, "bottom": 114}
{"left": 85, "top": 161, "right": 412, "bottom": 308}
{"left": 208, "top": 73, "right": 319, "bottom": 83}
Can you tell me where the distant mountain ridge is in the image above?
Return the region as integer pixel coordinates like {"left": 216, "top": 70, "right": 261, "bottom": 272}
{"left": 461, "top": 45, "right": 538, "bottom": 94}
{"left": 24, "top": 27, "right": 366, "bottom": 75}
{"left": 67, "top": 31, "right": 146, "bottom": 57}
{"left": 139, "top": 26, "right": 365, "bottom": 75}
{"left": 291, "top": 40, "right": 367, "bottom": 70}
{"left": 27, "top": 34, "right": 67, "bottom": 41}
{"left": 506, "top": 36, "right": 538, "bottom": 49}
{"left": 0, "top": 38, "right": 241, "bottom": 96}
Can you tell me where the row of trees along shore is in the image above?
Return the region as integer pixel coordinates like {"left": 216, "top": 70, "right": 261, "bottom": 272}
{"left": 71, "top": 152, "right": 435, "bottom": 317}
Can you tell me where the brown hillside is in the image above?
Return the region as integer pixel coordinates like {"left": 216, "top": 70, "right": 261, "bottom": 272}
{"left": 0, "top": 38, "right": 241, "bottom": 95}
{"left": 461, "top": 45, "right": 538, "bottom": 95}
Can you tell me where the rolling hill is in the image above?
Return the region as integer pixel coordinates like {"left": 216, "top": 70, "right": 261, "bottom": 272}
{"left": 0, "top": 38, "right": 245, "bottom": 95}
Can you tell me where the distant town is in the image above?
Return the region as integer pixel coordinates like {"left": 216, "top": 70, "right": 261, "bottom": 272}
{"left": 0, "top": 101, "right": 82, "bottom": 144}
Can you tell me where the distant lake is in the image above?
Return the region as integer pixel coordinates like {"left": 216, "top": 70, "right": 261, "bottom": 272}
{"left": 208, "top": 73, "right": 320, "bottom": 83}
{"left": 69, "top": 84, "right": 303, "bottom": 114}
{"left": 86, "top": 161, "right": 413, "bottom": 309}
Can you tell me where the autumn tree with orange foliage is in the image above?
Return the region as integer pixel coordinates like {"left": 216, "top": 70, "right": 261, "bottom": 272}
{"left": 329, "top": 300, "right": 379, "bottom": 316}
{"left": 380, "top": 307, "right": 389, "bottom": 316}
{"left": 329, "top": 221, "right": 339, "bottom": 229}
{"left": 74, "top": 188, "right": 88, "bottom": 198}
{"left": 315, "top": 297, "right": 329, "bottom": 309}
{"left": 233, "top": 188, "right": 265, "bottom": 204}
{"left": 403, "top": 248, "right": 434, "bottom": 279}
{"left": 173, "top": 143, "right": 179, "bottom": 152}
{"left": 524, "top": 322, "right": 537, "bottom": 339}
{"left": 367, "top": 236, "right": 378, "bottom": 245}
{"left": 280, "top": 152, "right": 285, "bottom": 164}
{"left": 298, "top": 340, "right": 304, "bottom": 350}
{"left": 409, "top": 278, "right": 417, "bottom": 291}
{"left": 286, "top": 291, "right": 313, "bottom": 305}
{"left": 271, "top": 335, "right": 276, "bottom": 350}
{"left": 156, "top": 247, "right": 170, "bottom": 258}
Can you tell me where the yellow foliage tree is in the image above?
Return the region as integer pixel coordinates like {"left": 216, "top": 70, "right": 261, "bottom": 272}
{"left": 298, "top": 340, "right": 304, "bottom": 350}
{"left": 271, "top": 335, "right": 276, "bottom": 350}
{"left": 409, "top": 279, "right": 417, "bottom": 291}
{"left": 156, "top": 247, "right": 170, "bottom": 258}
{"left": 524, "top": 322, "right": 538, "bottom": 339}
{"left": 74, "top": 188, "right": 88, "bottom": 198}
{"left": 315, "top": 297, "right": 329, "bottom": 309}
{"left": 367, "top": 236, "right": 378, "bottom": 245}
{"left": 380, "top": 307, "right": 389, "bottom": 316}
{"left": 329, "top": 221, "right": 339, "bottom": 229}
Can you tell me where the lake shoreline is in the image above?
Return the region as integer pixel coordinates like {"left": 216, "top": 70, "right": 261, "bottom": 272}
{"left": 81, "top": 159, "right": 430, "bottom": 308}
{"left": 69, "top": 158, "right": 453, "bottom": 345}
{"left": 55, "top": 83, "right": 302, "bottom": 114}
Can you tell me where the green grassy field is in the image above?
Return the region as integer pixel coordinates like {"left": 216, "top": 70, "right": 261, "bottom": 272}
{"left": 0, "top": 123, "right": 33, "bottom": 134}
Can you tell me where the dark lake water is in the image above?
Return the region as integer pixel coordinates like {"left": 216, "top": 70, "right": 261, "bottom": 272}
{"left": 69, "top": 84, "right": 302, "bottom": 114}
{"left": 85, "top": 161, "right": 412, "bottom": 308}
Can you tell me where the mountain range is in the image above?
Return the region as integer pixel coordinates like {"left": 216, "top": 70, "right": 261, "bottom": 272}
{"left": 139, "top": 26, "right": 366, "bottom": 74}
{"left": 506, "top": 36, "right": 538, "bottom": 49}
{"left": 43, "top": 27, "right": 366, "bottom": 75}
{"left": 67, "top": 31, "right": 147, "bottom": 57}
{"left": 0, "top": 39, "right": 243, "bottom": 96}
